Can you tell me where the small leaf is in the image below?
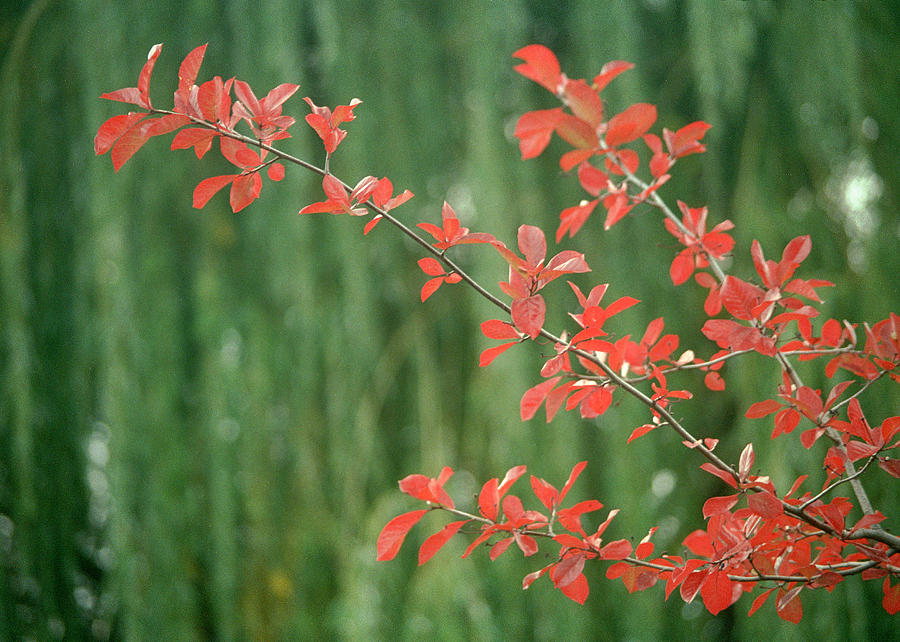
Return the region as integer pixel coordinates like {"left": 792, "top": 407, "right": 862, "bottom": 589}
{"left": 193, "top": 175, "right": 236, "bottom": 209}
{"left": 376, "top": 509, "right": 428, "bottom": 561}
{"left": 418, "top": 520, "right": 468, "bottom": 565}
{"left": 511, "top": 295, "right": 546, "bottom": 339}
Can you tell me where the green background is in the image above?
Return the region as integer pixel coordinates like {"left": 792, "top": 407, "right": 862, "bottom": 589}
{"left": 1, "top": 0, "right": 897, "bottom": 639}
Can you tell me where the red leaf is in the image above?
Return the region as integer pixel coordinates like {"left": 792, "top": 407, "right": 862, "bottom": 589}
{"left": 701, "top": 570, "right": 739, "bottom": 616}
{"left": 171, "top": 127, "right": 219, "bottom": 158}
{"left": 720, "top": 276, "right": 765, "bottom": 321}
{"left": 747, "top": 491, "right": 783, "bottom": 518}
{"left": 551, "top": 553, "right": 586, "bottom": 589}
{"left": 883, "top": 577, "right": 900, "bottom": 615}
{"left": 773, "top": 408, "right": 801, "bottom": 438}
{"left": 94, "top": 112, "right": 149, "bottom": 155}
{"left": 563, "top": 78, "right": 604, "bottom": 127}
{"left": 418, "top": 520, "right": 468, "bottom": 565}
{"left": 267, "top": 163, "right": 285, "bottom": 181}
{"left": 670, "top": 249, "right": 695, "bottom": 285}
{"left": 598, "top": 539, "right": 632, "bottom": 560}
{"left": 376, "top": 509, "right": 428, "bottom": 561}
{"left": 683, "top": 530, "right": 715, "bottom": 557}
{"left": 521, "top": 377, "right": 562, "bottom": 421}
{"left": 626, "top": 423, "right": 657, "bottom": 444}
{"left": 177, "top": 44, "right": 207, "bottom": 96}
{"left": 558, "top": 573, "right": 589, "bottom": 604}
{"left": 745, "top": 399, "right": 781, "bottom": 418}
{"left": 606, "top": 103, "right": 657, "bottom": 147}
{"left": 748, "top": 587, "right": 774, "bottom": 617}
{"left": 593, "top": 60, "right": 634, "bottom": 91}
{"left": 479, "top": 341, "right": 517, "bottom": 367}
{"left": 193, "top": 174, "right": 236, "bottom": 209}
{"left": 738, "top": 443, "right": 755, "bottom": 480}
{"left": 700, "top": 462, "right": 738, "bottom": 489}
{"left": 704, "top": 371, "right": 725, "bottom": 391}
{"left": 559, "top": 461, "right": 588, "bottom": 504}
{"left": 511, "top": 295, "right": 545, "bottom": 339}
{"left": 512, "top": 44, "right": 561, "bottom": 92}
{"left": 702, "top": 494, "right": 739, "bottom": 518}
{"left": 417, "top": 257, "right": 445, "bottom": 276}
{"left": 513, "top": 108, "right": 563, "bottom": 159}
{"left": 664, "top": 121, "right": 711, "bottom": 157}
{"left": 478, "top": 478, "right": 500, "bottom": 521}
{"left": 530, "top": 476, "right": 559, "bottom": 511}
{"left": 498, "top": 465, "right": 527, "bottom": 495}
{"left": 110, "top": 121, "right": 154, "bottom": 171}
{"left": 137, "top": 43, "right": 163, "bottom": 108}
{"left": 557, "top": 500, "right": 604, "bottom": 535}
{"left": 514, "top": 532, "right": 539, "bottom": 556}
{"left": 229, "top": 172, "right": 262, "bottom": 212}
{"left": 489, "top": 537, "right": 515, "bottom": 561}
{"left": 776, "top": 586, "right": 803, "bottom": 623}
{"left": 420, "top": 277, "right": 445, "bottom": 302}
{"left": 481, "top": 319, "right": 520, "bottom": 340}
{"left": 517, "top": 224, "right": 547, "bottom": 267}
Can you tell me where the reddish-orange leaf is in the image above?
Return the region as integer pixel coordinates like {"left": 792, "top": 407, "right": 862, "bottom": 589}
{"left": 479, "top": 341, "right": 517, "bottom": 367}
{"left": 558, "top": 572, "right": 589, "bottom": 604}
{"left": 702, "top": 494, "right": 739, "bottom": 518}
{"left": 498, "top": 465, "right": 527, "bottom": 495}
{"left": 738, "top": 443, "right": 755, "bottom": 480}
{"left": 551, "top": 553, "right": 586, "bottom": 589}
{"left": 489, "top": 537, "right": 515, "bottom": 561}
{"left": 478, "top": 478, "right": 500, "bottom": 521}
{"left": 511, "top": 295, "right": 545, "bottom": 339}
{"left": 606, "top": 103, "right": 657, "bottom": 147}
{"left": 513, "top": 108, "right": 563, "bottom": 159}
{"left": 420, "top": 277, "right": 445, "bottom": 302}
{"left": 773, "top": 407, "right": 801, "bottom": 438}
{"left": 593, "top": 60, "right": 634, "bottom": 91}
{"left": 747, "top": 490, "right": 783, "bottom": 518}
{"left": 137, "top": 43, "right": 163, "bottom": 108}
{"left": 267, "top": 163, "right": 285, "bottom": 181}
{"left": 704, "top": 371, "right": 725, "bottom": 391}
{"left": 670, "top": 249, "right": 695, "bottom": 285}
{"left": 883, "top": 577, "right": 900, "bottom": 614}
{"left": 559, "top": 461, "right": 588, "bottom": 504}
{"left": 229, "top": 172, "right": 261, "bottom": 212}
{"left": 701, "top": 570, "right": 739, "bottom": 615}
{"left": 177, "top": 44, "right": 207, "bottom": 96}
{"left": 376, "top": 509, "right": 428, "bottom": 561}
{"left": 512, "top": 44, "right": 561, "bottom": 92}
{"left": 700, "top": 462, "right": 738, "bottom": 488}
{"left": 110, "top": 122, "right": 154, "bottom": 171}
{"left": 417, "top": 257, "right": 445, "bottom": 276}
{"left": 598, "top": 539, "right": 632, "bottom": 560}
{"left": 418, "top": 520, "right": 468, "bottom": 565}
{"left": 530, "top": 476, "right": 559, "bottom": 511}
{"left": 94, "top": 112, "right": 149, "bottom": 156}
{"left": 776, "top": 586, "right": 803, "bottom": 623}
{"left": 514, "top": 532, "right": 539, "bottom": 556}
{"left": 563, "top": 78, "right": 604, "bottom": 127}
{"left": 481, "top": 319, "right": 520, "bottom": 340}
{"left": 193, "top": 174, "right": 236, "bottom": 209}
{"left": 626, "top": 423, "right": 657, "bottom": 444}
{"left": 171, "top": 127, "right": 219, "bottom": 159}
{"left": 521, "top": 377, "right": 561, "bottom": 421}
{"left": 745, "top": 399, "right": 781, "bottom": 418}
{"left": 683, "top": 529, "right": 715, "bottom": 557}
{"left": 748, "top": 587, "right": 774, "bottom": 617}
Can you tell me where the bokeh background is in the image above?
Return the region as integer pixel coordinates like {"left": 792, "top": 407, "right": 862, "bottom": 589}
{"left": 1, "top": 0, "right": 898, "bottom": 639}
